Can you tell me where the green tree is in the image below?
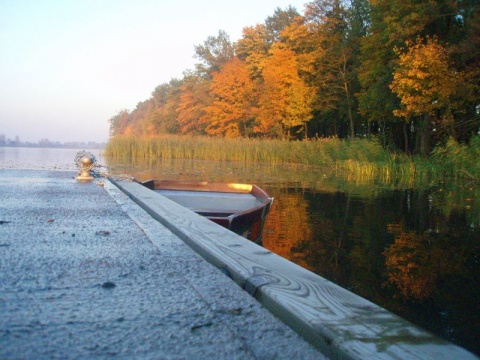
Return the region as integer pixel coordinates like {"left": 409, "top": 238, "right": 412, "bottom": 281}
{"left": 303, "top": 0, "right": 366, "bottom": 138}
{"left": 265, "top": 6, "right": 301, "bottom": 43}
{"left": 194, "top": 30, "right": 235, "bottom": 78}
{"left": 450, "top": 0, "right": 480, "bottom": 142}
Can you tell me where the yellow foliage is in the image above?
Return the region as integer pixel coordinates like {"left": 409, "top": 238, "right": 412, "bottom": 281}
{"left": 236, "top": 24, "right": 270, "bottom": 79}
{"left": 256, "top": 46, "right": 315, "bottom": 137}
{"left": 390, "top": 37, "right": 467, "bottom": 122}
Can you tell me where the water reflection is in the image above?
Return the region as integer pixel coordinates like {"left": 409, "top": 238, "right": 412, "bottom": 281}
{"left": 262, "top": 187, "right": 479, "bottom": 355}
{"left": 261, "top": 187, "right": 312, "bottom": 270}
{"left": 0, "top": 147, "right": 104, "bottom": 170}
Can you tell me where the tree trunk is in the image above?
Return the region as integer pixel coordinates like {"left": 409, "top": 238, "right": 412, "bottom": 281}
{"left": 414, "top": 115, "right": 431, "bottom": 155}
{"left": 343, "top": 73, "right": 355, "bottom": 139}
{"left": 347, "top": 93, "right": 355, "bottom": 139}
{"left": 403, "top": 122, "right": 409, "bottom": 154}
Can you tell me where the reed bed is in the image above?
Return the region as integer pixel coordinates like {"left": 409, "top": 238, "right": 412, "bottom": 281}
{"left": 104, "top": 135, "right": 480, "bottom": 183}
{"left": 105, "top": 135, "right": 387, "bottom": 165}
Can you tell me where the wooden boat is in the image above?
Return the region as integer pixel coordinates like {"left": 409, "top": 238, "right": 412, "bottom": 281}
{"left": 139, "top": 179, "right": 273, "bottom": 244}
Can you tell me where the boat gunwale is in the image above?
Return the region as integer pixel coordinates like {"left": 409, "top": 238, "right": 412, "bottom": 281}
{"left": 138, "top": 178, "right": 273, "bottom": 243}
{"left": 140, "top": 179, "right": 273, "bottom": 216}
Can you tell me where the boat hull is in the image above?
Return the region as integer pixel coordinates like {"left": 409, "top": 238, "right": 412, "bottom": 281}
{"left": 140, "top": 180, "right": 273, "bottom": 244}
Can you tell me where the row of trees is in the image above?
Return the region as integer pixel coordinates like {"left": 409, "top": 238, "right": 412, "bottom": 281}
{"left": 109, "top": 0, "right": 480, "bottom": 154}
{"left": 0, "top": 134, "right": 106, "bottom": 149}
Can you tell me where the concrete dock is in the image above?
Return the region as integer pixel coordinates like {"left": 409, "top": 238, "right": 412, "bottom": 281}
{"left": 1, "top": 169, "right": 477, "bottom": 360}
{"left": 0, "top": 169, "right": 323, "bottom": 359}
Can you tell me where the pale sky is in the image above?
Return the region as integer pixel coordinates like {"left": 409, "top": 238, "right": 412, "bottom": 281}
{"left": 0, "top": 0, "right": 307, "bottom": 143}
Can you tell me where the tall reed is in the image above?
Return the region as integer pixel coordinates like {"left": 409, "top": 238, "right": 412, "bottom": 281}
{"left": 104, "top": 135, "right": 480, "bottom": 183}
{"left": 432, "top": 136, "right": 480, "bottom": 180}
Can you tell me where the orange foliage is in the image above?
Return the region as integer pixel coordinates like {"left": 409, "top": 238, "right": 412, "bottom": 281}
{"left": 108, "top": 2, "right": 480, "bottom": 147}
{"left": 279, "top": 19, "right": 319, "bottom": 80}
{"left": 256, "top": 46, "right": 314, "bottom": 137}
{"left": 262, "top": 191, "right": 312, "bottom": 269}
{"left": 176, "top": 77, "right": 211, "bottom": 134}
{"left": 201, "top": 57, "right": 256, "bottom": 137}
{"left": 383, "top": 224, "right": 465, "bottom": 300}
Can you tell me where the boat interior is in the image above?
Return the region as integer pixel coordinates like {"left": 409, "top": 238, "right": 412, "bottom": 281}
{"left": 153, "top": 190, "right": 262, "bottom": 216}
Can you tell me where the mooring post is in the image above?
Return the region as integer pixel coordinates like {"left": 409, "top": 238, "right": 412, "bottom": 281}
{"left": 75, "top": 150, "right": 96, "bottom": 181}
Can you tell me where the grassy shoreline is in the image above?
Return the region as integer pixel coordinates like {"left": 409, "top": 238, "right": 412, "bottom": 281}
{"left": 105, "top": 135, "right": 480, "bottom": 183}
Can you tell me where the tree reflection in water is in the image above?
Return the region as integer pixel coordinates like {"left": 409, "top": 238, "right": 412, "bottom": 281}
{"left": 262, "top": 187, "right": 480, "bottom": 356}
{"left": 384, "top": 226, "right": 467, "bottom": 300}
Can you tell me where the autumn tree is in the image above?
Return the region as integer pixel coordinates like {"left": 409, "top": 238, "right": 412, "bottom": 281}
{"left": 236, "top": 24, "right": 271, "bottom": 80}
{"left": 108, "top": 110, "right": 131, "bottom": 137}
{"left": 106, "top": 0, "right": 479, "bottom": 149}
{"left": 149, "top": 79, "right": 183, "bottom": 134}
{"left": 128, "top": 99, "right": 157, "bottom": 136}
{"left": 278, "top": 16, "right": 316, "bottom": 79}
{"left": 201, "top": 57, "right": 256, "bottom": 137}
{"left": 256, "top": 46, "right": 314, "bottom": 138}
{"left": 176, "top": 73, "right": 211, "bottom": 135}
{"left": 358, "top": 0, "right": 477, "bottom": 151}
{"left": 237, "top": 7, "right": 300, "bottom": 81}
{"left": 358, "top": 0, "right": 433, "bottom": 149}
{"left": 390, "top": 37, "right": 472, "bottom": 153}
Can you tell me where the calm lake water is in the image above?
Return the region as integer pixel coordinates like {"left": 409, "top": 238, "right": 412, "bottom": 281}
{"left": 2, "top": 146, "right": 479, "bottom": 355}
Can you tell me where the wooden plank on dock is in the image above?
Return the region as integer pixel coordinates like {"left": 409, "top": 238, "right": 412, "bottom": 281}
{"left": 111, "top": 179, "right": 477, "bottom": 360}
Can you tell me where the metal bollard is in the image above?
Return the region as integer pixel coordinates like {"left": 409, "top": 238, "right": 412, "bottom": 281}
{"left": 75, "top": 150, "right": 96, "bottom": 181}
